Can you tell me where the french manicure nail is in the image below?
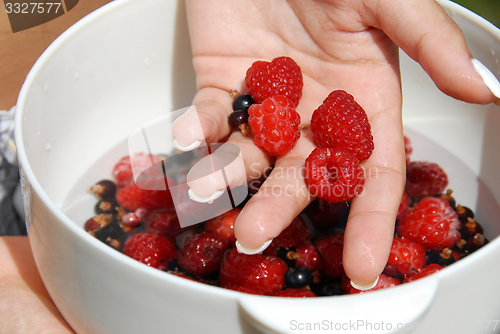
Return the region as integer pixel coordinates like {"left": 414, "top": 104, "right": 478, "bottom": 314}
{"left": 350, "top": 276, "right": 379, "bottom": 291}
{"left": 188, "top": 188, "right": 225, "bottom": 204}
{"left": 235, "top": 239, "right": 273, "bottom": 255}
{"left": 472, "top": 58, "right": 500, "bottom": 99}
{"left": 173, "top": 138, "right": 202, "bottom": 152}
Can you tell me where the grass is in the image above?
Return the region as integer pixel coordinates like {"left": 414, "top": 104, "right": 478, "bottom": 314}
{"left": 453, "top": 0, "right": 500, "bottom": 28}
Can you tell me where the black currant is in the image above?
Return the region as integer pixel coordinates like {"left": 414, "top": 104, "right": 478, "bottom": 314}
{"left": 427, "top": 248, "right": 456, "bottom": 266}
{"left": 321, "top": 283, "right": 342, "bottom": 296}
{"left": 95, "top": 221, "right": 123, "bottom": 243}
{"left": 88, "top": 179, "right": 117, "bottom": 199}
{"left": 466, "top": 233, "right": 488, "bottom": 253}
{"left": 94, "top": 199, "right": 119, "bottom": 215}
{"left": 228, "top": 110, "right": 251, "bottom": 136}
{"left": 285, "top": 266, "right": 311, "bottom": 289}
{"left": 439, "top": 189, "right": 456, "bottom": 209}
{"left": 276, "top": 247, "right": 295, "bottom": 267}
{"left": 232, "top": 94, "right": 255, "bottom": 112}
{"left": 461, "top": 217, "right": 484, "bottom": 240}
{"left": 456, "top": 204, "right": 474, "bottom": 224}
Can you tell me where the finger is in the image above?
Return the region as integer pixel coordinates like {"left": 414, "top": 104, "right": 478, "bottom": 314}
{"left": 366, "top": 0, "right": 497, "bottom": 104}
{"left": 233, "top": 136, "right": 316, "bottom": 251}
{"left": 342, "top": 109, "right": 406, "bottom": 286}
{"left": 187, "top": 130, "right": 274, "bottom": 201}
{"left": 171, "top": 87, "right": 234, "bottom": 150}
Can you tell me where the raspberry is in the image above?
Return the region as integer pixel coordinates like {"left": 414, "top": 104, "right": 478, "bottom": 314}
{"left": 405, "top": 161, "right": 448, "bottom": 198}
{"left": 315, "top": 232, "right": 345, "bottom": 278}
{"left": 177, "top": 232, "right": 230, "bottom": 276}
{"left": 219, "top": 248, "right": 288, "bottom": 296}
{"left": 290, "top": 243, "right": 324, "bottom": 273}
{"left": 403, "top": 263, "right": 443, "bottom": 283}
{"left": 404, "top": 135, "right": 413, "bottom": 163}
{"left": 384, "top": 238, "right": 426, "bottom": 277}
{"left": 122, "top": 232, "right": 176, "bottom": 270}
{"left": 311, "top": 90, "right": 374, "bottom": 161}
{"left": 264, "top": 215, "right": 312, "bottom": 256}
{"left": 396, "top": 191, "right": 411, "bottom": 220}
{"left": 305, "top": 147, "right": 365, "bottom": 203}
{"left": 397, "top": 197, "right": 461, "bottom": 251}
{"left": 112, "top": 153, "right": 162, "bottom": 188}
{"left": 245, "top": 56, "right": 303, "bottom": 107}
{"left": 274, "top": 289, "right": 316, "bottom": 298}
{"left": 341, "top": 274, "right": 400, "bottom": 294}
{"left": 115, "top": 176, "right": 174, "bottom": 212}
{"left": 204, "top": 208, "right": 241, "bottom": 243}
{"left": 145, "top": 208, "right": 184, "bottom": 236}
{"left": 248, "top": 95, "right": 301, "bottom": 156}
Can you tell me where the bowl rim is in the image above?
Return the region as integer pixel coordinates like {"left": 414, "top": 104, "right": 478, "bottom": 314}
{"left": 13, "top": 0, "right": 500, "bottom": 299}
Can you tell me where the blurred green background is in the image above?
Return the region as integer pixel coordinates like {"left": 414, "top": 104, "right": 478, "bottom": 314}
{"left": 454, "top": 0, "right": 500, "bottom": 27}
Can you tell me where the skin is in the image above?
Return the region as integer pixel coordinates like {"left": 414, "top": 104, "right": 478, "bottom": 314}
{"left": 0, "top": 237, "right": 74, "bottom": 334}
{"left": 0, "top": 0, "right": 497, "bottom": 332}
{"left": 177, "top": 0, "right": 496, "bottom": 286}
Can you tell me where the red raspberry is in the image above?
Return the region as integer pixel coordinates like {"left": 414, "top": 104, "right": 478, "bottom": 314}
{"left": 384, "top": 238, "right": 426, "bottom": 277}
{"left": 311, "top": 90, "right": 374, "bottom": 161}
{"left": 204, "top": 208, "right": 241, "bottom": 243}
{"left": 245, "top": 56, "right": 303, "bottom": 107}
{"left": 396, "top": 191, "right": 411, "bottom": 220}
{"left": 341, "top": 274, "right": 400, "bottom": 294}
{"left": 404, "top": 135, "right": 413, "bottom": 163}
{"left": 405, "top": 161, "right": 448, "bottom": 198}
{"left": 315, "top": 232, "right": 345, "bottom": 278}
{"left": 116, "top": 176, "right": 174, "bottom": 212}
{"left": 305, "top": 147, "right": 365, "bottom": 203}
{"left": 122, "top": 232, "right": 176, "bottom": 270}
{"left": 264, "top": 215, "right": 313, "bottom": 255}
{"left": 274, "top": 289, "right": 316, "bottom": 298}
{"left": 112, "top": 153, "right": 162, "bottom": 188}
{"left": 403, "top": 263, "right": 443, "bottom": 283}
{"left": 291, "top": 244, "right": 324, "bottom": 273}
{"left": 397, "top": 197, "right": 461, "bottom": 251}
{"left": 177, "top": 232, "right": 230, "bottom": 276}
{"left": 219, "top": 248, "right": 288, "bottom": 296}
{"left": 145, "top": 208, "right": 184, "bottom": 236}
{"left": 248, "top": 95, "right": 301, "bottom": 156}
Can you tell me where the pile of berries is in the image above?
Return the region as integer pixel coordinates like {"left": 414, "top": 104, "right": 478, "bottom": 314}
{"left": 229, "top": 56, "right": 373, "bottom": 203}
{"left": 84, "top": 134, "right": 488, "bottom": 297}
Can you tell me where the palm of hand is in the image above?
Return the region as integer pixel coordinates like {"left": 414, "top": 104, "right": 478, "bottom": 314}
{"left": 186, "top": 0, "right": 407, "bottom": 284}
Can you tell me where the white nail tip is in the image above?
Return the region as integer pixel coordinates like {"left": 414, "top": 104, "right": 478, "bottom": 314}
{"left": 173, "top": 139, "right": 202, "bottom": 152}
{"left": 472, "top": 58, "right": 500, "bottom": 99}
{"left": 188, "top": 188, "right": 224, "bottom": 204}
{"left": 235, "top": 239, "right": 273, "bottom": 255}
{"left": 350, "top": 276, "right": 380, "bottom": 291}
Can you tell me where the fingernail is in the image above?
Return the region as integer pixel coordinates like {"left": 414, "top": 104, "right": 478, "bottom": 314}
{"left": 188, "top": 188, "right": 225, "bottom": 204}
{"left": 350, "top": 276, "right": 379, "bottom": 291}
{"left": 472, "top": 58, "right": 500, "bottom": 100}
{"left": 235, "top": 239, "right": 273, "bottom": 255}
{"left": 173, "top": 139, "right": 202, "bottom": 152}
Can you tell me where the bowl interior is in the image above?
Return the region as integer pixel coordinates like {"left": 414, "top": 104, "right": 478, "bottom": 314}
{"left": 16, "top": 0, "right": 500, "bottom": 272}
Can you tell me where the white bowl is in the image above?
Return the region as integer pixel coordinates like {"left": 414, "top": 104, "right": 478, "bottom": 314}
{"left": 15, "top": 0, "right": 500, "bottom": 333}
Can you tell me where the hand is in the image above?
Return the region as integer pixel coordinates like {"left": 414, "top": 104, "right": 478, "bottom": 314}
{"left": 174, "top": 0, "right": 496, "bottom": 286}
{"left": 0, "top": 237, "right": 74, "bottom": 334}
